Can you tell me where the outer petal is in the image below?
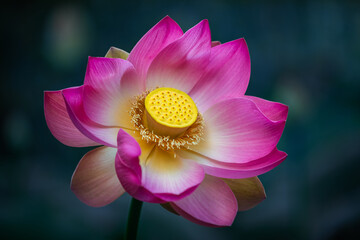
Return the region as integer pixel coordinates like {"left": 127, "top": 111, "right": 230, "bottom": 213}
{"left": 222, "top": 177, "right": 266, "bottom": 211}
{"left": 178, "top": 148, "right": 287, "bottom": 179}
{"left": 191, "top": 97, "right": 286, "bottom": 163}
{"left": 189, "top": 39, "right": 251, "bottom": 112}
{"left": 115, "top": 129, "right": 204, "bottom": 203}
{"left": 105, "top": 47, "right": 129, "bottom": 59}
{"left": 171, "top": 175, "right": 238, "bottom": 227}
{"left": 62, "top": 86, "right": 120, "bottom": 147}
{"left": 128, "top": 16, "right": 183, "bottom": 86}
{"left": 161, "top": 203, "right": 179, "bottom": 216}
{"left": 71, "top": 146, "right": 125, "bottom": 207}
{"left": 146, "top": 20, "right": 211, "bottom": 93}
{"left": 44, "top": 91, "right": 98, "bottom": 147}
{"left": 82, "top": 57, "right": 141, "bottom": 128}
{"left": 243, "top": 96, "right": 288, "bottom": 122}
{"left": 211, "top": 41, "right": 221, "bottom": 47}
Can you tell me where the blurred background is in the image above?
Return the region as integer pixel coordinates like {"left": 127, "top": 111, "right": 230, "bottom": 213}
{"left": 1, "top": 0, "right": 360, "bottom": 239}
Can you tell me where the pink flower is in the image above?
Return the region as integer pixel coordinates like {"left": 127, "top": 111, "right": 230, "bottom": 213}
{"left": 44, "top": 16, "right": 288, "bottom": 227}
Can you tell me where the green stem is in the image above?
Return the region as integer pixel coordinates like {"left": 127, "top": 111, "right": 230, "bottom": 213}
{"left": 125, "top": 198, "right": 143, "bottom": 240}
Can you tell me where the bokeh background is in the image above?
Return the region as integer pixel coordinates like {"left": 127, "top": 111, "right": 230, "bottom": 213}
{"left": 1, "top": 0, "right": 360, "bottom": 239}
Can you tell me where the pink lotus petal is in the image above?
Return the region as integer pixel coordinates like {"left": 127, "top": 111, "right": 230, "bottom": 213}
{"left": 141, "top": 147, "right": 204, "bottom": 199}
{"left": 84, "top": 57, "right": 138, "bottom": 92}
{"left": 177, "top": 148, "right": 287, "bottom": 178}
{"left": 82, "top": 57, "right": 141, "bottom": 127}
{"left": 117, "top": 157, "right": 166, "bottom": 203}
{"left": 243, "top": 96, "right": 288, "bottom": 122}
{"left": 44, "top": 91, "right": 98, "bottom": 147}
{"left": 115, "top": 129, "right": 164, "bottom": 203}
{"left": 115, "top": 129, "right": 204, "bottom": 203}
{"left": 82, "top": 85, "right": 135, "bottom": 129}
{"left": 191, "top": 97, "right": 286, "bottom": 163}
{"left": 189, "top": 39, "right": 251, "bottom": 112}
{"left": 71, "top": 146, "right": 125, "bottom": 207}
{"left": 146, "top": 19, "right": 211, "bottom": 93}
{"left": 116, "top": 129, "right": 143, "bottom": 176}
{"left": 62, "top": 86, "right": 120, "bottom": 147}
{"left": 128, "top": 16, "right": 183, "bottom": 87}
{"left": 171, "top": 175, "right": 237, "bottom": 227}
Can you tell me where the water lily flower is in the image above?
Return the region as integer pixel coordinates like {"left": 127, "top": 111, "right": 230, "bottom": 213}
{"left": 44, "top": 16, "right": 288, "bottom": 227}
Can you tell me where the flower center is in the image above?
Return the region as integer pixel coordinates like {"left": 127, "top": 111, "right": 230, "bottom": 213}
{"left": 129, "top": 88, "right": 204, "bottom": 151}
{"left": 144, "top": 87, "right": 198, "bottom": 138}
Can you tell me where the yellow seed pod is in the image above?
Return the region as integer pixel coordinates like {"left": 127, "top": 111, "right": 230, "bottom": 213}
{"left": 144, "top": 87, "right": 198, "bottom": 137}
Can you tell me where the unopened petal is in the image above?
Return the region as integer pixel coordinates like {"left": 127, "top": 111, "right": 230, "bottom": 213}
{"left": 211, "top": 41, "right": 221, "bottom": 47}
{"left": 71, "top": 146, "right": 125, "bottom": 207}
{"left": 161, "top": 203, "right": 179, "bottom": 215}
{"left": 222, "top": 177, "right": 266, "bottom": 211}
{"left": 105, "top": 47, "right": 129, "bottom": 59}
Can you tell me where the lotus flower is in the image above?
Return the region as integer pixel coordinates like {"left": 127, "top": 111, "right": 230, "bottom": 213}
{"left": 44, "top": 16, "right": 288, "bottom": 227}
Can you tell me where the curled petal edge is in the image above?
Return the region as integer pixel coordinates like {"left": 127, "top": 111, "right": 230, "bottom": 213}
{"left": 115, "top": 129, "right": 202, "bottom": 203}
{"left": 62, "top": 86, "right": 120, "bottom": 147}
{"left": 44, "top": 90, "right": 98, "bottom": 147}
{"left": 178, "top": 148, "right": 287, "bottom": 179}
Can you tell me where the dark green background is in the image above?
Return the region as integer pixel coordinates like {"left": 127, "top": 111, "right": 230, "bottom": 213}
{"left": 1, "top": 0, "right": 360, "bottom": 239}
